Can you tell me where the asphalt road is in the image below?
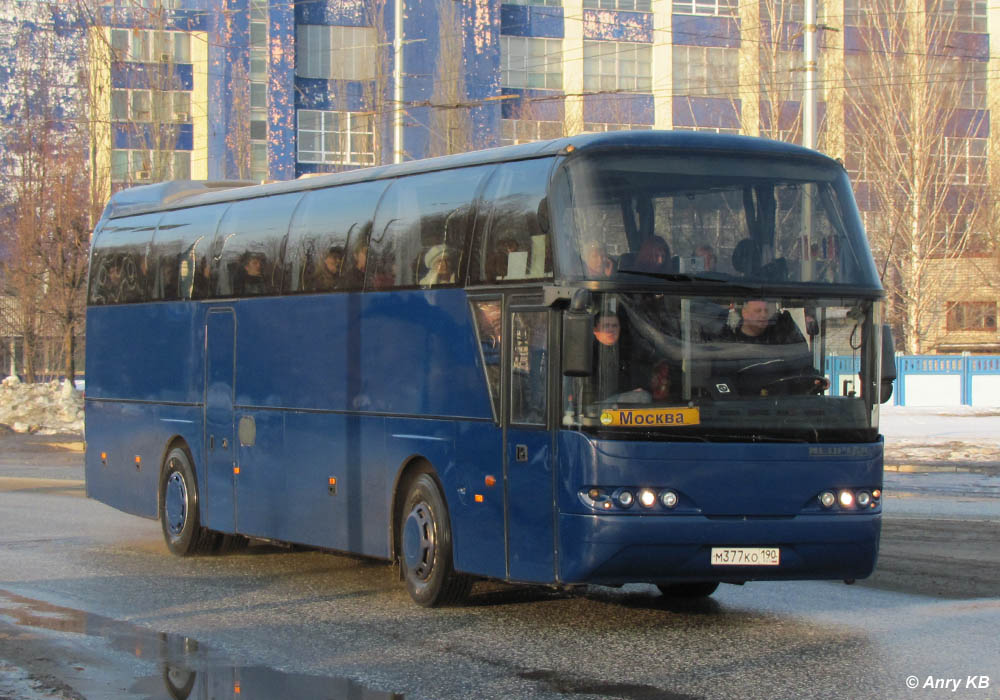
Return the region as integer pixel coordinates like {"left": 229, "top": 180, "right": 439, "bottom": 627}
{"left": 1, "top": 432, "right": 998, "bottom": 699}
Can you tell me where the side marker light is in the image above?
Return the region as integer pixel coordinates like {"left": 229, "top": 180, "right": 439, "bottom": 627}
{"left": 474, "top": 494, "right": 484, "bottom": 503}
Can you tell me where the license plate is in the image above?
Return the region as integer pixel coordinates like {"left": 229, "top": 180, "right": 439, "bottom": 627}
{"left": 711, "top": 547, "right": 780, "bottom": 566}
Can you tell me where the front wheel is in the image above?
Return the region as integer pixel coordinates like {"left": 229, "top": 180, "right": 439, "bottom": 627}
{"left": 657, "top": 582, "right": 720, "bottom": 598}
{"left": 160, "top": 447, "right": 217, "bottom": 556}
{"left": 399, "top": 472, "right": 471, "bottom": 607}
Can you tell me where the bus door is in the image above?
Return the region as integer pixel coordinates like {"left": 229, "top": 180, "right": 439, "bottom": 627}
{"left": 505, "top": 305, "right": 555, "bottom": 582}
{"left": 204, "top": 307, "right": 237, "bottom": 533}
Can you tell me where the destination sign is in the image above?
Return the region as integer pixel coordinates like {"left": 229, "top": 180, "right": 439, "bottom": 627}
{"left": 599, "top": 407, "right": 701, "bottom": 428}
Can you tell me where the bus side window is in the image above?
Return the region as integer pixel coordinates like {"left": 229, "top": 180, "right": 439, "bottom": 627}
{"left": 472, "top": 299, "right": 502, "bottom": 418}
{"left": 212, "top": 193, "right": 302, "bottom": 298}
{"left": 511, "top": 310, "right": 548, "bottom": 425}
{"left": 284, "top": 181, "right": 386, "bottom": 294}
{"left": 368, "top": 166, "right": 490, "bottom": 291}
{"left": 470, "top": 158, "right": 555, "bottom": 285}
{"left": 87, "top": 214, "right": 160, "bottom": 305}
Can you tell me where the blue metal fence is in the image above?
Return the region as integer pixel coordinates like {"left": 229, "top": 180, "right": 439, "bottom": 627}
{"left": 826, "top": 355, "right": 1000, "bottom": 406}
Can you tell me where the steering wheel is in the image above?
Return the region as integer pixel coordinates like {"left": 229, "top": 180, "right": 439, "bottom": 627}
{"left": 760, "top": 372, "right": 829, "bottom": 395}
{"left": 734, "top": 358, "right": 827, "bottom": 396}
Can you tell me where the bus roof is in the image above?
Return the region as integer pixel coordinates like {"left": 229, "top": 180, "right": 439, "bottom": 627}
{"left": 103, "top": 130, "right": 844, "bottom": 220}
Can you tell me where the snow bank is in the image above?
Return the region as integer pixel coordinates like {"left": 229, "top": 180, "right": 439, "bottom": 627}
{"left": 0, "top": 376, "right": 84, "bottom": 435}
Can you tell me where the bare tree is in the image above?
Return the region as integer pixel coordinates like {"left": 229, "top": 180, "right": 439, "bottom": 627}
{"left": 227, "top": 59, "right": 254, "bottom": 180}
{"left": 844, "top": 0, "right": 991, "bottom": 352}
{"left": 0, "top": 14, "right": 89, "bottom": 381}
{"left": 427, "top": 1, "right": 471, "bottom": 157}
{"left": 364, "top": 0, "right": 392, "bottom": 165}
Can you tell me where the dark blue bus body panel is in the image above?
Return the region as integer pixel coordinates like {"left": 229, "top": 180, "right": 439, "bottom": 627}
{"left": 84, "top": 303, "right": 206, "bottom": 518}
{"left": 554, "top": 431, "right": 883, "bottom": 583}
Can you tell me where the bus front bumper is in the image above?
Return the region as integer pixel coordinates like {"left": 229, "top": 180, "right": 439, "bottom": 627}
{"left": 557, "top": 512, "right": 881, "bottom": 585}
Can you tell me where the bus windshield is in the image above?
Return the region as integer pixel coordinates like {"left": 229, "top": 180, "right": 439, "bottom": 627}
{"left": 562, "top": 291, "right": 882, "bottom": 442}
{"left": 552, "top": 152, "right": 880, "bottom": 288}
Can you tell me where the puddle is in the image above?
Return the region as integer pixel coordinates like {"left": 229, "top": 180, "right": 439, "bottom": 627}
{"left": 0, "top": 589, "right": 403, "bottom": 699}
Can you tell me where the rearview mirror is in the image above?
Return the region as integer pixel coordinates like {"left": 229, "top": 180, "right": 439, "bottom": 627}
{"left": 562, "top": 289, "right": 593, "bottom": 377}
{"left": 880, "top": 324, "right": 896, "bottom": 404}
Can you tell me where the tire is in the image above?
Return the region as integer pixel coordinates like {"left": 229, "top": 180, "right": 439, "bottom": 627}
{"left": 159, "top": 446, "right": 217, "bottom": 556}
{"left": 657, "top": 582, "right": 720, "bottom": 598}
{"left": 399, "top": 472, "right": 471, "bottom": 607}
{"left": 213, "top": 533, "right": 248, "bottom": 554}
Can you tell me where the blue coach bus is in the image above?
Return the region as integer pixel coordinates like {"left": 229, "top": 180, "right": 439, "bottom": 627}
{"left": 85, "top": 131, "right": 894, "bottom": 606}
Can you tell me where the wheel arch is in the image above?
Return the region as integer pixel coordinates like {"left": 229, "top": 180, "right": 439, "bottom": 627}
{"left": 389, "top": 455, "right": 445, "bottom": 565}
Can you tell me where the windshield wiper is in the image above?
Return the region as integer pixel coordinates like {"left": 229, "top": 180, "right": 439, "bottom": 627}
{"left": 617, "top": 270, "right": 729, "bottom": 283}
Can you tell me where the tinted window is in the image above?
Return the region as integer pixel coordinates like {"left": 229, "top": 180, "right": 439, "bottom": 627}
{"left": 470, "top": 158, "right": 555, "bottom": 285}
{"left": 88, "top": 213, "right": 161, "bottom": 305}
{"left": 212, "top": 193, "right": 303, "bottom": 298}
{"left": 284, "top": 180, "right": 388, "bottom": 293}
{"left": 367, "top": 166, "right": 491, "bottom": 291}
{"left": 150, "top": 203, "right": 228, "bottom": 301}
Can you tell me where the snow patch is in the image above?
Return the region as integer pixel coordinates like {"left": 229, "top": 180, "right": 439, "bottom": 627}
{"left": 0, "top": 377, "right": 84, "bottom": 435}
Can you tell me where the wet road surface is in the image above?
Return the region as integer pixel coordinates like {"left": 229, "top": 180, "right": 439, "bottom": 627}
{"left": 1, "top": 434, "right": 999, "bottom": 699}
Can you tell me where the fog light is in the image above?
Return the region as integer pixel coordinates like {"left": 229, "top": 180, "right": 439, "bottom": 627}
{"left": 838, "top": 490, "right": 855, "bottom": 508}
{"left": 618, "top": 490, "right": 634, "bottom": 508}
{"left": 819, "top": 491, "right": 836, "bottom": 508}
{"left": 638, "top": 489, "right": 656, "bottom": 508}
{"left": 660, "top": 490, "right": 678, "bottom": 508}
{"left": 857, "top": 491, "right": 872, "bottom": 507}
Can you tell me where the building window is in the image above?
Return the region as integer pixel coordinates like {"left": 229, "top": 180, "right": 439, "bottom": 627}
{"left": 956, "top": 60, "right": 987, "bottom": 110}
{"left": 251, "top": 48, "right": 268, "bottom": 79}
{"left": 583, "top": 122, "right": 653, "bottom": 132}
{"left": 110, "top": 89, "right": 190, "bottom": 122}
{"left": 584, "top": 0, "right": 651, "bottom": 11}
{"left": 672, "top": 0, "right": 737, "bottom": 17}
{"left": 672, "top": 45, "right": 738, "bottom": 97}
{"left": 673, "top": 125, "right": 740, "bottom": 135}
{"left": 110, "top": 28, "right": 192, "bottom": 63}
{"left": 936, "top": 0, "right": 987, "bottom": 33}
{"left": 583, "top": 41, "right": 651, "bottom": 92}
{"left": 500, "top": 36, "right": 563, "bottom": 90}
{"left": 251, "top": 143, "right": 268, "bottom": 182}
{"left": 505, "top": 0, "right": 562, "bottom": 5}
{"left": 297, "top": 110, "right": 375, "bottom": 165}
{"left": 110, "top": 149, "right": 191, "bottom": 183}
{"left": 946, "top": 301, "right": 997, "bottom": 331}
{"left": 500, "top": 118, "right": 564, "bottom": 146}
{"left": 944, "top": 137, "right": 987, "bottom": 185}
{"left": 296, "top": 25, "right": 376, "bottom": 80}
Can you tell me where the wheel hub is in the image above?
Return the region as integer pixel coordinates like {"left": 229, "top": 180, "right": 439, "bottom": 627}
{"left": 402, "top": 503, "right": 435, "bottom": 580}
{"left": 164, "top": 469, "right": 188, "bottom": 538}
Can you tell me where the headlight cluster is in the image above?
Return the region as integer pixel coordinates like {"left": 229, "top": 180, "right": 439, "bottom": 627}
{"left": 818, "top": 488, "right": 881, "bottom": 511}
{"left": 581, "top": 487, "right": 680, "bottom": 511}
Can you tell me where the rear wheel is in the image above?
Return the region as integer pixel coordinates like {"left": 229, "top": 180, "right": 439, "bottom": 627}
{"left": 160, "top": 446, "right": 217, "bottom": 556}
{"left": 657, "top": 582, "right": 720, "bottom": 598}
{"left": 399, "top": 472, "right": 471, "bottom": 607}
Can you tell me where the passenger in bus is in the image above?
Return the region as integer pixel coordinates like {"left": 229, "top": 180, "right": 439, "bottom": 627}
{"left": 420, "top": 244, "right": 457, "bottom": 286}
{"left": 311, "top": 245, "right": 344, "bottom": 292}
{"left": 590, "top": 311, "right": 653, "bottom": 402}
{"left": 695, "top": 244, "right": 716, "bottom": 272}
{"left": 717, "top": 300, "right": 827, "bottom": 395}
{"left": 723, "top": 300, "right": 806, "bottom": 346}
{"left": 341, "top": 243, "right": 368, "bottom": 290}
{"left": 633, "top": 237, "right": 672, "bottom": 274}
{"left": 583, "top": 241, "right": 615, "bottom": 278}
{"left": 235, "top": 252, "right": 269, "bottom": 296}
{"left": 484, "top": 238, "right": 520, "bottom": 281}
